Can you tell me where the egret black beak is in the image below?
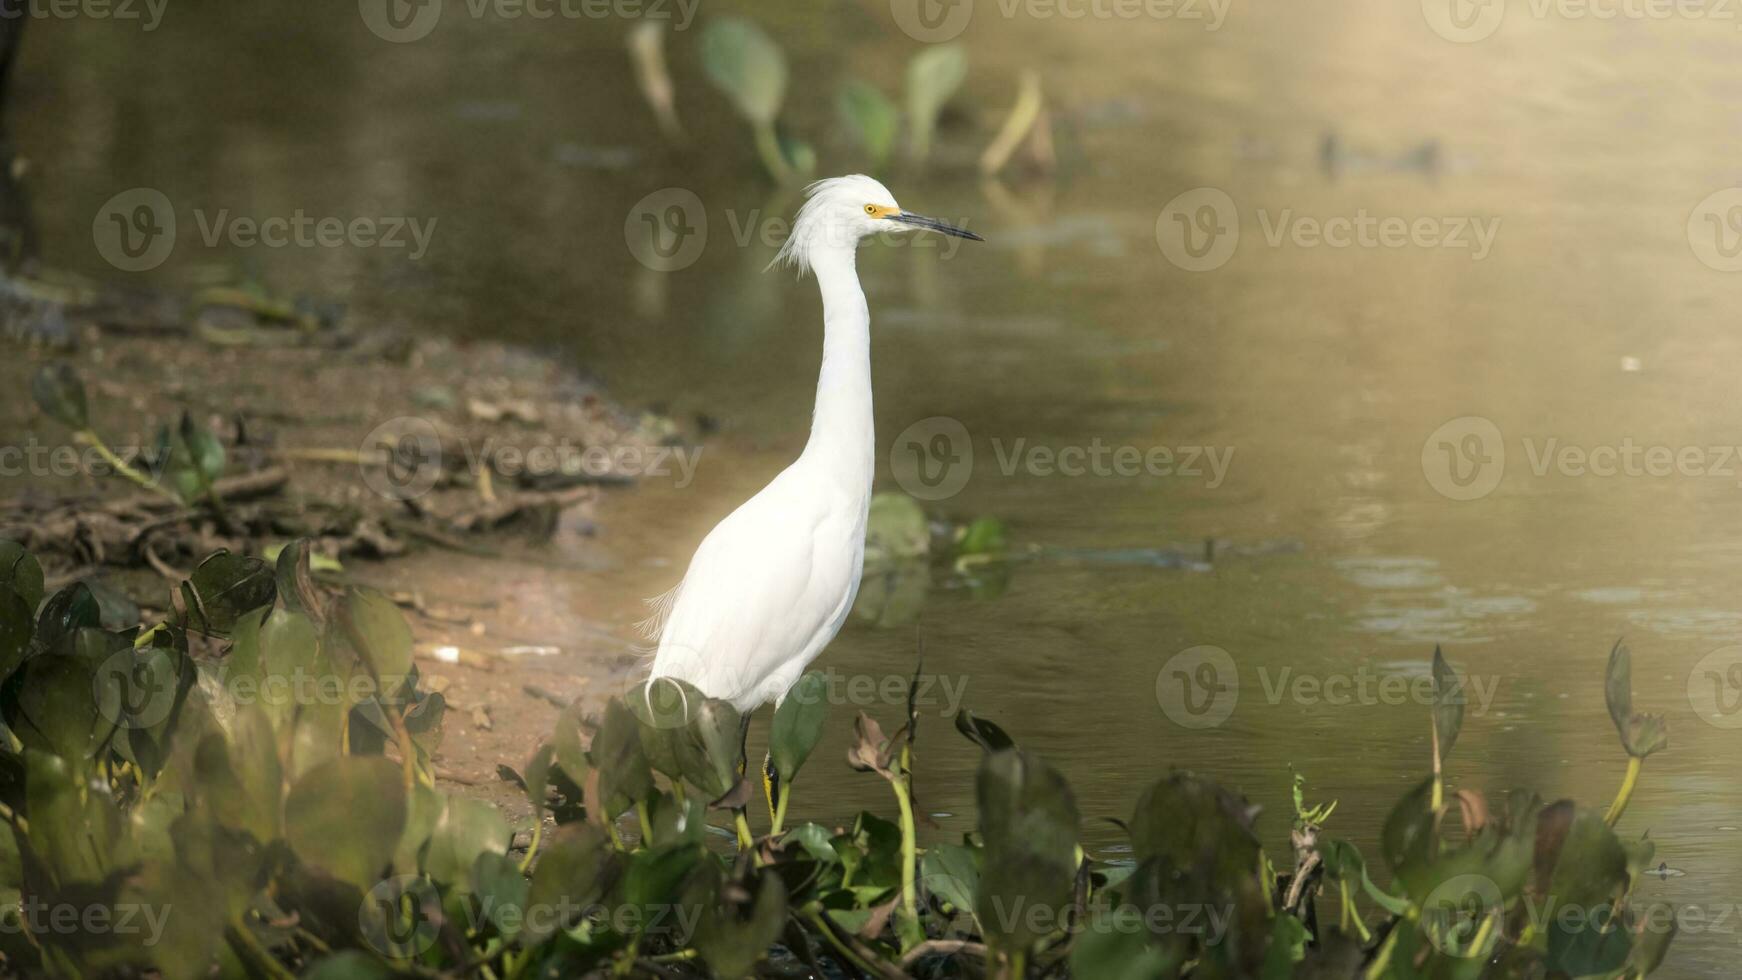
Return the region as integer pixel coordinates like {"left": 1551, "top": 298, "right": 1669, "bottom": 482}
{"left": 889, "top": 211, "right": 984, "bottom": 242}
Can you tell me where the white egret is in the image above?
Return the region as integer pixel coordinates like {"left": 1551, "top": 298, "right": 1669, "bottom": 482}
{"left": 645, "top": 175, "right": 982, "bottom": 803}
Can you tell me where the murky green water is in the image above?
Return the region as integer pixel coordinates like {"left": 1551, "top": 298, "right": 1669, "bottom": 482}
{"left": 17, "top": 3, "right": 1742, "bottom": 973}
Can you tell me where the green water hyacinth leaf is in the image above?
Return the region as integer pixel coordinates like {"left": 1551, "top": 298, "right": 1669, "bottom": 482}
{"left": 976, "top": 749, "right": 1078, "bottom": 955}
{"left": 837, "top": 79, "right": 899, "bottom": 167}
{"left": 628, "top": 676, "right": 701, "bottom": 780}
{"left": 523, "top": 824, "right": 613, "bottom": 944}
{"left": 1129, "top": 771, "right": 1262, "bottom": 873}
{"left": 522, "top": 741, "right": 554, "bottom": 826}
{"left": 195, "top": 706, "right": 282, "bottom": 844}
{"left": 1071, "top": 919, "right": 1171, "bottom": 980}
{"left": 0, "top": 586, "right": 30, "bottom": 680}
{"left": 338, "top": 587, "right": 413, "bottom": 699}
{"left": 592, "top": 697, "right": 652, "bottom": 818}
{"left": 33, "top": 581, "right": 101, "bottom": 655}
{"left": 920, "top": 842, "right": 980, "bottom": 918}
{"left": 183, "top": 550, "right": 275, "bottom": 636}
{"left": 552, "top": 698, "right": 590, "bottom": 787}
{"left": 30, "top": 361, "right": 88, "bottom": 429}
{"left": 178, "top": 411, "right": 224, "bottom": 485}
{"left": 472, "top": 849, "right": 530, "bottom": 938}
{"left": 285, "top": 756, "right": 406, "bottom": 888}
{"left": 1605, "top": 640, "right": 1668, "bottom": 758}
{"left": 769, "top": 672, "right": 828, "bottom": 783}
{"left": 3, "top": 649, "right": 117, "bottom": 765}
{"left": 699, "top": 17, "right": 786, "bottom": 127}
{"left": 273, "top": 538, "right": 325, "bottom": 622}
{"left": 956, "top": 516, "right": 1007, "bottom": 556}
{"left": 691, "top": 866, "right": 787, "bottom": 980}
{"left": 676, "top": 695, "right": 742, "bottom": 801}
{"left": 906, "top": 43, "right": 967, "bottom": 163}
{"left": 0, "top": 541, "right": 45, "bottom": 612}
{"left": 865, "top": 491, "right": 930, "bottom": 562}
{"left": 1380, "top": 776, "right": 1436, "bottom": 883}
{"left": 1431, "top": 645, "right": 1464, "bottom": 763}
{"left": 425, "top": 794, "right": 511, "bottom": 891}
{"left": 954, "top": 707, "right": 1015, "bottom": 753}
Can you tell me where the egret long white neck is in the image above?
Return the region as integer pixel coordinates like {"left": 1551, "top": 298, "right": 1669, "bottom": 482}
{"left": 802, "top": 246, "right": 874, "bottom": 492}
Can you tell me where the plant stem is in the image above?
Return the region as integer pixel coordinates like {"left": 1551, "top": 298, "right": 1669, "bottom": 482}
{"left": 752, "top": 122, "right": 793, "bottom": 183}
{"left": 1363, "top": 927, "right": 1400, "bottom": 980}
{"left": 770, "top": 780, "right": 791, "bottom": 837}
{"left": 518, "top": 820, "right": 543, "bottom": 874}
{"left": 635, "top": 799, "right": 655, "bottom": 846}
{"left": 226, "top": 915, "right": 298, "bottom": 980}
{"left": 1605, "top": 755, "right": 1643, "bottom": 826}
{"left": 889, "top": 774, "right": 920, "bottom": 928}
{"left": 75, "top": 430, "right": 178, "bottom": 502}
{"left": 733, "top": 809, "right": 755, "bottom": 851}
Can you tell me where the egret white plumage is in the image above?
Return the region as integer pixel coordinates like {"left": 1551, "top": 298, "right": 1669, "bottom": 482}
{"left": 644, "top": 175, "right": 982, "bottom": 801}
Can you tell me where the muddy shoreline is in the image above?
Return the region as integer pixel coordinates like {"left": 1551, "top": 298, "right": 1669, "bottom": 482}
{"left": 2, "top": 280, "right": 688, "bottom": 830}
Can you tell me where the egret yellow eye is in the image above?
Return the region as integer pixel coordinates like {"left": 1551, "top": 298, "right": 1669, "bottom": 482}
{"left": 864, "top": 204, "right": 877, "bottom": 215}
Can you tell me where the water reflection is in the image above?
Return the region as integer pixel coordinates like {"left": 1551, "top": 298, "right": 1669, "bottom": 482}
{"left": 12, "top": 4, "right": 1742, "bottom": 974}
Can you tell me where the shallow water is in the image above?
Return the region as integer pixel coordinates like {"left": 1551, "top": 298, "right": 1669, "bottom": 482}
{"left": 17, "top": 3, "right": 1742, "bottom": 973}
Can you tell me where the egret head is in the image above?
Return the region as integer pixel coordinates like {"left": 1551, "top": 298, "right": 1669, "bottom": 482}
{"left": 770, "top": 174, "right": 983, "bottom": 275}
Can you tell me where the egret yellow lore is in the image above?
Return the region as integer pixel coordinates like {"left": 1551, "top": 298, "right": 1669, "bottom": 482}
{"left": 644, "top": 175, "right": 982, "bottom": 809}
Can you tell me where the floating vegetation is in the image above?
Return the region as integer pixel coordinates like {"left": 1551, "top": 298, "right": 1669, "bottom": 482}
{"left": 698, "top": 17, "right": 805, "bottom": 184}
{"left": 904, "top": 43, "right": 969, "bottom": 167}
{"left": 0, "top": 529, "right": 1680, "bottom": 976}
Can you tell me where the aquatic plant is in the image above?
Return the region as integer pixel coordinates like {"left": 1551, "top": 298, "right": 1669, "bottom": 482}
{"left": 698, "top": 17, "right": 808, "bottom": 183}
{"left": 905, "top": 44, "right": 968, "bottom": 165}
{"left": 0, "top": 529, "right": 1680, "bottom": 976}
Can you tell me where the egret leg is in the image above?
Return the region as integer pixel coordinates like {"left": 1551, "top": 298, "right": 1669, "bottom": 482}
{"left": 736, "top": 712, "right": 751, "bottom": 779}
{"left": 763, "top": 752, "right": 781, "bottom": 826}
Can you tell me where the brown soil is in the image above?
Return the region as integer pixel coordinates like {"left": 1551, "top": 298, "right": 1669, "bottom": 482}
{"left": 1, "top": 292, "right": 686, "bottom": 835}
